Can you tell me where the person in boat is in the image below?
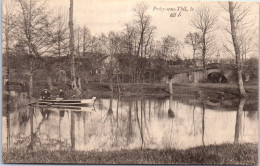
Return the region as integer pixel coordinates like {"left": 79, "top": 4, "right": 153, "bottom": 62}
{"left": 59, "top": 89, "right": 66, "bottom": 99}
{"left": 40, "top": 88, "right": 51, "bottom": 99}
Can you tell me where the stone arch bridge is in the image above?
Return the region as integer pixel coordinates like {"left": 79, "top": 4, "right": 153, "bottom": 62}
{"left": 168, "top": 63, "right": 237, "bottom": 84}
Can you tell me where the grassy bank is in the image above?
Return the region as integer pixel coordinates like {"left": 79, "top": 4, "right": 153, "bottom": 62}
{"left": 3, "top": 143, "right": 257, "bottom": 164}
{"left": 72, "top": 82, "right": 258, "bottom": 99}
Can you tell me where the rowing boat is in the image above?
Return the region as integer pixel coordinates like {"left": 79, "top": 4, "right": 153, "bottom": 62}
{"left": 37, "top": 105, "right": 96, "bottom": 112}
{"left": 37, "top": 97, "right": 96, "bottom": 106}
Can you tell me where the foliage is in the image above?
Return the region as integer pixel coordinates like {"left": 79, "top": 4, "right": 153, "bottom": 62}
{"left": 244, "top": 57, "right": 258, "bottom": 81}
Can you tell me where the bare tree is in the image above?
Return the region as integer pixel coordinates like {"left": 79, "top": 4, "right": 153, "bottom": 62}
{"left": 122, "top": 23, "right": 136, "bottom": 55}
{"left": 219, "top": 2, "right": 256, "bottom": 96}
{"left": 161, "top": 35, "right": 181, "bottom": 59}
{"left": 3, "top": 0, "right": 15, "bottom": 59}
{"left": 191, "top": 5, "right": 217, "bottom": 72}
{"left": 69, "top": 0, "right": 77, "bottom": 89}
{"left": 227, "top": 2, "right": 247, "bottom": 96}
{"left": 161, "top": 35, "right": 182, "bottom": 95}
{"left": 133, "top": 2, "right": 151, "bottom": 57}
{"left": 82, "top": 26, "right": 91, "bottom": 56}
{"left": 100, "top": 31, "right": 122, "bottom": 92}
{"left": 144, "top": 26, "right": 156, "bottom": 57}
{"left": 185, "top": 32, "right": 201, "bottom": 65}
{"left": 3, "top": 0, "right": 16, "bottom": 95}
{"left": 238, "top": 27, "right": 256, "bottom": 63}
{"left": 48, "top": 8, "right": 69, "bottom": 84}
{"left": 74, "top": 25, "right": 83, "bottom": 56}
{"left": 16, "top": 0, "right": 54, "bottom": 98}
{"left": 51, "top": 7, "right": 69, "bottom": 57}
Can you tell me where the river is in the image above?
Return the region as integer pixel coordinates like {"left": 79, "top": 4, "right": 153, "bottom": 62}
{"left": 2, "top": 96, "right": 258, "bottom": 151}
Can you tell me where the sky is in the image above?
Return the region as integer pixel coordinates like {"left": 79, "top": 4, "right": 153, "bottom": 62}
{"left": 49, "top": 0, "right": 202, "bottom": 41}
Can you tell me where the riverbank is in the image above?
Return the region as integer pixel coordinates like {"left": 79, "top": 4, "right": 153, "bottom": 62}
{"left": 63, "top": 82, "right": 258, "bottom": 100}
{"left": 3, "top": 143, "right": 257, "bottom": 164}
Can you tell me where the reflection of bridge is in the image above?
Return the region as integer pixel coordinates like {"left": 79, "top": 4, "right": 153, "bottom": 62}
{"left": 164, "top": 63, "right": 238, "bottom": 84}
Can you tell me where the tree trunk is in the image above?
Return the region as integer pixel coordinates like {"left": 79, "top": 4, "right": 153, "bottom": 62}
{"left": 78, "top": 77, "right": 82, "bottom": 90}
{"left": 47, "top": 76, "right": 53, "bottom": 90}
{"left": 237, "top": 68, "right": 245, "bottom": 96}
{"left": 202, "top": 31, "right": 206, "bottom": 78}
{"left": 169, "top": 78, "right": 173, "bottom": 95}
{"left": 168, "top": 95, "right": 174, "bottom": 118}
{"left": 83, "top": 28, "right": 86, "bottom": 56}
{"left": 58, "top": 69, "right": 61, "bottom": 83}
{"left": 116, "top": 72, "right": 120, "bottom": 94}
{"left": 64, "top": 73, "right": 67, "bottom": 84}
{"left": 69, "top": 0, "right": 77, "bottom": 90}
{"left": 193, "top": 49, "right": 197, "bottom": 66}
{"left": 153, "top": 72, "right": 155, "bottom": 83}
{"left": 70, "top": 112, "right": 75, "bottom": 150}
{"left": 29, "top": 69, "right": 33, "bottom": 99}
{"left": 193, "top": 49, "right": 196, "bottom": 60}
{"left": 228, "top": 2, "right": 246, "bottom": 97}
{"left": 234, "top": 98, "right": 246, "bottom": 144}
{"left": 110, "top": 78, "right": 113, "bottom": 93}
{"left": 28, "top": 107, "right": 34, "bottom": 151}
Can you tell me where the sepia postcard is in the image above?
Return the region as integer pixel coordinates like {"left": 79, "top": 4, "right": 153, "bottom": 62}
{"left": 2, "top": 0, "right": 259, "bottom": 164}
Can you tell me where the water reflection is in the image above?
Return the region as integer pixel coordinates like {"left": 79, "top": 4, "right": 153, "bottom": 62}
{"left": 202, "top": 100, "right": 205, "bottom": 146}
{"left": 2, "top": 96, "right": 258, "bottom": 151}
{"left": 28, "top": 107, "right": 34, "bottom": 151}
{"left": 168, "top": 95, "right": 175, "bottom": 118}
{"left": 71, "top": 112, "right": 75, "bottom": 150}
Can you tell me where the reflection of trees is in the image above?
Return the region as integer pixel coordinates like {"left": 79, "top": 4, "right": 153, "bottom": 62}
{"left": 157, "top": 99, "right": 166, "bottom": 119}
{"left": 202, "top": 100, "right": 205, "bottom": 146}
{"left": 103, "top": 97, "right": 115, "bottom": 144}
{"left": 40, "top": 109, "right": 50, "bottom": 119}
{"left": 127, "top": 101, "right": 134, "bottom": 145}
{"left": 104, "top": 97, "right": 114, "bottom": 123}
{"left": 247, "top": 111, "right": 258, "bottom": 120}
{"left": 19, "top": 107, "right": 30, "bottom": 127}
{"left": 168, "top": 95, "right": 175, "bottom": 118}
{"left": 143, "top": 100, "right": 151, "bottom": 141}
{"left": 75, "top": 111, "right": 82, "bottom": 121}
{"left": 113, "top": 96, "right": 122, "bottom": 147}
{"left": 167, "top": 96, "right": 175, "bottom": 146}
{"left": 97, "top": 99, "right": 104, "bottom": 110}
{"left": 102, "top": 96, "right": 127, "bottom": 148}
{"left": 6, "top": 98, "right": 11, "bottom": 150}
{"left": 234, "top": 99, "right": 246, "bottom": 144}
{"left": 70, "top": 112, "right": 75, "bottom": 150}
{"left": 148, "top": 99, "right": 151, "bottom": 119}
{"left": 83, "top": 112, "right": 86, "bottom": 145}
{"left": 116, "top": 96, "right": 120, "bottom": 127}
{"left": 11, "top": 97, "right": 254, "bottom": 151}
{"left": 189, "top": 100, "right": 197, "bottom": 136}
{"left": 27, "top": 107, "right": 35, "bottom": 151}
{"left": 135, "top": 100, "right": 144, "bottom": 148}
{"left": 135, "top": 99, "right": 152, "bottom": 149}
{"left": 103, "top": 97, "right": 116, "bottom": 146}
{"left": 83, "top": 111, "right": 93, "bottom": 145}
{"left": 58, "top": 110, "right": 64, "bottom": 149}
{"left": 27, "top": 108, "right": 52, "bottom": 151}
{"left": 10, "top": 108, "right": 74, "bottom": 150}
{"left": 16, "top": 108, "right": 69, "bottom": 151}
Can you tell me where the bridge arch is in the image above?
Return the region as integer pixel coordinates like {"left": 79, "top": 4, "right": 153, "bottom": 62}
{"left": 206, "top": 69, "right": 233, "bottom": 83}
